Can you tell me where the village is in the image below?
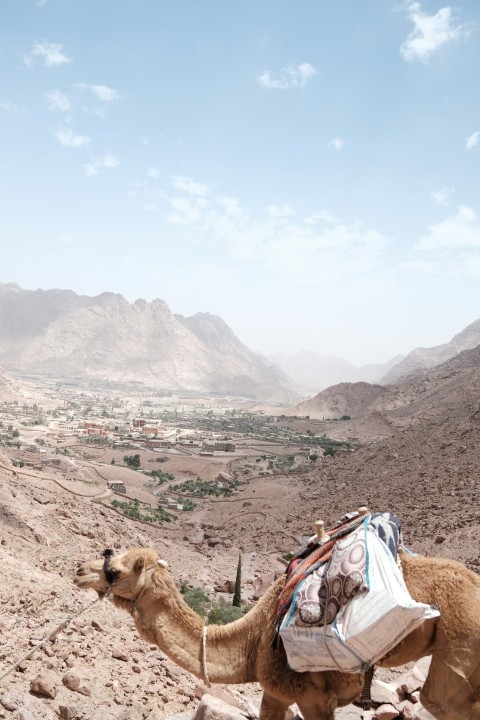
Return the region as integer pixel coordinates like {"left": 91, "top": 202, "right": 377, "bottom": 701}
{"left": 0, "top": 380, "right": 349, "bottom": 532}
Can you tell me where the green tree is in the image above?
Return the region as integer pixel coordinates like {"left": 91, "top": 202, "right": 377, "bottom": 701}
{"left": 124, "top": 454, "right": 141, "bottom": 469}
{"left": 232, "top": 554, "right": 242, "bottom": 607}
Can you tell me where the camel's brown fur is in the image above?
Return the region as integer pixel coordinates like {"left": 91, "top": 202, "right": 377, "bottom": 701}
{"left": 74, "top": 548, "right": 480, "bottom": 720}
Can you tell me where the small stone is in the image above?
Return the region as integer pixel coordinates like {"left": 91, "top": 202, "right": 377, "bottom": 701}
{"left": 1, "top": 691, "right": 25, "bottom": 711}
{"left": 58, "top": 707, "right": 79, "bottom": 720}
{"left": 112, "top": 651, "right": 129, "bottom": 662}
{"left": 192, "top": 694, "right": 249, "bottom": 719}
{"left": 30, "top": 669, "right": 58, "bottom": 698}
{"left": 374, "top": 704, "right": 398, "bottom": 720}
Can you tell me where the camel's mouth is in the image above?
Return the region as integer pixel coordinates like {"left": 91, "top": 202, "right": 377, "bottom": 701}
{"left": 74, "top": 565, "right": 109, "bottom": 596}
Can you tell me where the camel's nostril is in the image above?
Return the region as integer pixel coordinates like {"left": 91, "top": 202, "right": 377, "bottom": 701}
{"left": 76, "top": 567, "right": 86, "bottom": 576}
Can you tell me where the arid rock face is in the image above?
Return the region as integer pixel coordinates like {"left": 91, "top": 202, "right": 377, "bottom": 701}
{"left": 0, "top": 284, "right": 297, "bottom": 402}
{"left": 381, "top": 318, "right": 480, "bottom": 384}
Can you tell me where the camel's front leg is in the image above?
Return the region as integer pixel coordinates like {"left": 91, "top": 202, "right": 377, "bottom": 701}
{"left": 259, "top": 693, "right": 289, "bottom": 720}
{"left": 297, "top": 697, "right": 337, "bottom": 720}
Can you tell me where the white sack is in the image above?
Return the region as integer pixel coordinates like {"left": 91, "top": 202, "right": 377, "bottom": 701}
{"left": 279, "top": 523, "right": 439, "bottom": 673}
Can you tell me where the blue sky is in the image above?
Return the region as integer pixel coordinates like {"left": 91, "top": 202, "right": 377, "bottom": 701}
{"left": 1, "top": 0, "right": 480, "bottom": 364}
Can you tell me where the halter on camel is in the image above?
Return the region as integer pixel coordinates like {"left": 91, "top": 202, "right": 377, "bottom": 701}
{"left": 101, "top": 549, "right": 211, "bottom": 686}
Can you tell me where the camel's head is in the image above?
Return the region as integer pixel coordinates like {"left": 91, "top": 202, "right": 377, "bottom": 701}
{"left": 74, "top": 547, "right": 169, "bottom": 601}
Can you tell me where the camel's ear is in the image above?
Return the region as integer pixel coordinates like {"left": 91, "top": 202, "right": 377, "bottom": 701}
{"left": 134, "top": 556, "right": 146, "bottom": 572}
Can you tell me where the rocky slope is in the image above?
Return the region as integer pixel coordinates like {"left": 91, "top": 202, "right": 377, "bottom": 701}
{"left": 0, "top": 284, "right": 297, "bottom": 402}
{"left": 294, "top": 345, "right": 480, "bottom": 439}
{"left": 382, "top": 318, "right": 480, "bottom": 384}
{"left": 1, "top": 349, "right": 480, "bottom": 719}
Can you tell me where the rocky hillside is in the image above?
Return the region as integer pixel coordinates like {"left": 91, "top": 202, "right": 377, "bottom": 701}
{"left": 382, "top": 318, "right": 480, "bottom": 384}
{"left": 1, "top": 351, "right": 480, "bottom": 718}
{"left": 295, "top": 381, "right": 387, "bottom": 420}
{"left": 0, "top": 284, "right": 297, "bottom": 402}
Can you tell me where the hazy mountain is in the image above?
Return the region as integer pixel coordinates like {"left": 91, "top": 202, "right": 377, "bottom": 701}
{"left": 295, "top": 344, "right": 480, "bottom": 433}
{"left": 382, "top": 319, "right": 480, "bottom": 384}
{"left": 0, "top": 366, "right": 21, "bottom": 401}
{"left": 271, "top": 349, "right": 402, "bottom": 392}
{"left": 0, "top": 284, "right": 298, "bottom": 402}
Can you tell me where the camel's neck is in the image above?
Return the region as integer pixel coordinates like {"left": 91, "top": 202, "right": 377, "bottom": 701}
{"left": 114, "top": 574, "right": 268, "bottom": 684}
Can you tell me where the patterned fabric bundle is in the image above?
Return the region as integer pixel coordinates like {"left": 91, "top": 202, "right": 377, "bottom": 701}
{"left": 275, "top": 511, "right": 402, "bottom": 630}
{"left": 293, "top": 524, "right": 367, "bottom": 627}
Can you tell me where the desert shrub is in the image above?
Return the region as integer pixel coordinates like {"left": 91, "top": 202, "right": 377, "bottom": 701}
{"left": 180, "top": 583, "right": 210, "bottom": 617}
{"left": 178, "top": 498, "right": 197, "bottom": 511}
{"left": 111, "top": 498, "right": 176, "bottom": 524}
{"left": 180, "top": 584, "right": 247, "bottom": 624}
{"left": 207, "top": 598, "right": 244, "bottom": 625}
{"left": 144, "top": 468, "right": 174, "bottom": 485}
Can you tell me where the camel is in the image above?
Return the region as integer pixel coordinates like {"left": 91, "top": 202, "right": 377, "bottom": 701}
{"left": 74, "top": 547, "right": 480, "bottom": 720}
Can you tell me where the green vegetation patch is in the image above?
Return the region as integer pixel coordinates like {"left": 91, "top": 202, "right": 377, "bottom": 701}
{"left": 180, "top": 582, "right": 246, "bottom": 624}
{"left": 144, "top": 468, "right": 174, "bottom": 486}
{"left": 111, "top": 498, "right": 176, "bottom": 524}
{"left": 172, "top": 476, "right": 241, "bottom": 498}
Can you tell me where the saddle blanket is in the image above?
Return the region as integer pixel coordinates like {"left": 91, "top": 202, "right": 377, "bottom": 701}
{"left": 279, "top": 516, "right": 440, "bottom": 673}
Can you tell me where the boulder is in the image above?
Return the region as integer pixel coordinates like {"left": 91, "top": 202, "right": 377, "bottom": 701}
{"left": 192, "top": 694, "right": 248, "bottom": 720}
{"left": 30, "top": 670, "right": 58, "bottom": 698}
{"left": 62, "top": 670, "right": 92, "bottom": 696}
{"left": 373, "top": 704, "right": 398, "bottom": 720}
{"left": 370, "top": 678, "right": 400, "bottom": 707}
{"left": 413, "top": 705, "right": 436, "bottom": 719}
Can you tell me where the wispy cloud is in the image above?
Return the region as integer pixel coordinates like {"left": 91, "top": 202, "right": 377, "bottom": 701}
{"left": 77, "top": 84, "right": 119, "bottom": 102}
{"left": 466, "top": 131, "right": 480, "bottom": 151}
{"left": 0, "top": 101, "right": 19, "bottom": 113}
{"left": 400, "top": 2, "right": 465, "bottom": 63}
{"left": 415, "top": 205, "right": 480, "bottom": 250}
{"left": 147, "top": 167, "right": 160, "bottom": 179}
{"left": 329, "top": 137, "right": 345, "bottom": 151}
{"left": 84, "top": 152, "right": 120, "bottom": 176}
{"left": 172, "top": 175, "right": 208, "bottom": 196}
{"left": 257, "top": 62, "right": 316, "bottom": 89}
{"left": 46, "top": 90, "right": 72, "bottom": 113}
{"left": 36, "top": 0, "right": 48, "bottom": 6}
{"left": 431, "top": 186, "right": 454, "bottom": 206}
{"left": 158, "top": 177, "right": 390, "bottom": 282}
{"left": 404, "top": 204, "right": 480, "bottom": 280}
{"left": 55, "top": 127, "right": 90, "bottom": 148}
{"left": 24, "top": 40, "right": 71, "bottom": 68}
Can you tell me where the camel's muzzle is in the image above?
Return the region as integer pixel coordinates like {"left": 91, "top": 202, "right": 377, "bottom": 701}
{"left": 74, "top": 560, "right": 110, "bottom": 598}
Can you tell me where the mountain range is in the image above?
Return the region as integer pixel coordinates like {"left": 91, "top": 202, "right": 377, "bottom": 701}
{"left": 273, "top": 318, "right": 480, "bottom": 392}
{"left": 0, "top": 283, "right": 297, "bottom": 402}
{"left": 1, "top": 283, "right": 479, "bottom": 402}
{"left": 294, "top": 343, "right": 480, "bottom": 441}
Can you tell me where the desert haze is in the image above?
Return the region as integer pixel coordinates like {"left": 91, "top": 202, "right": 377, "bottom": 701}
{"left": 0, "top": 286, "right": 479, "bottom": 719}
